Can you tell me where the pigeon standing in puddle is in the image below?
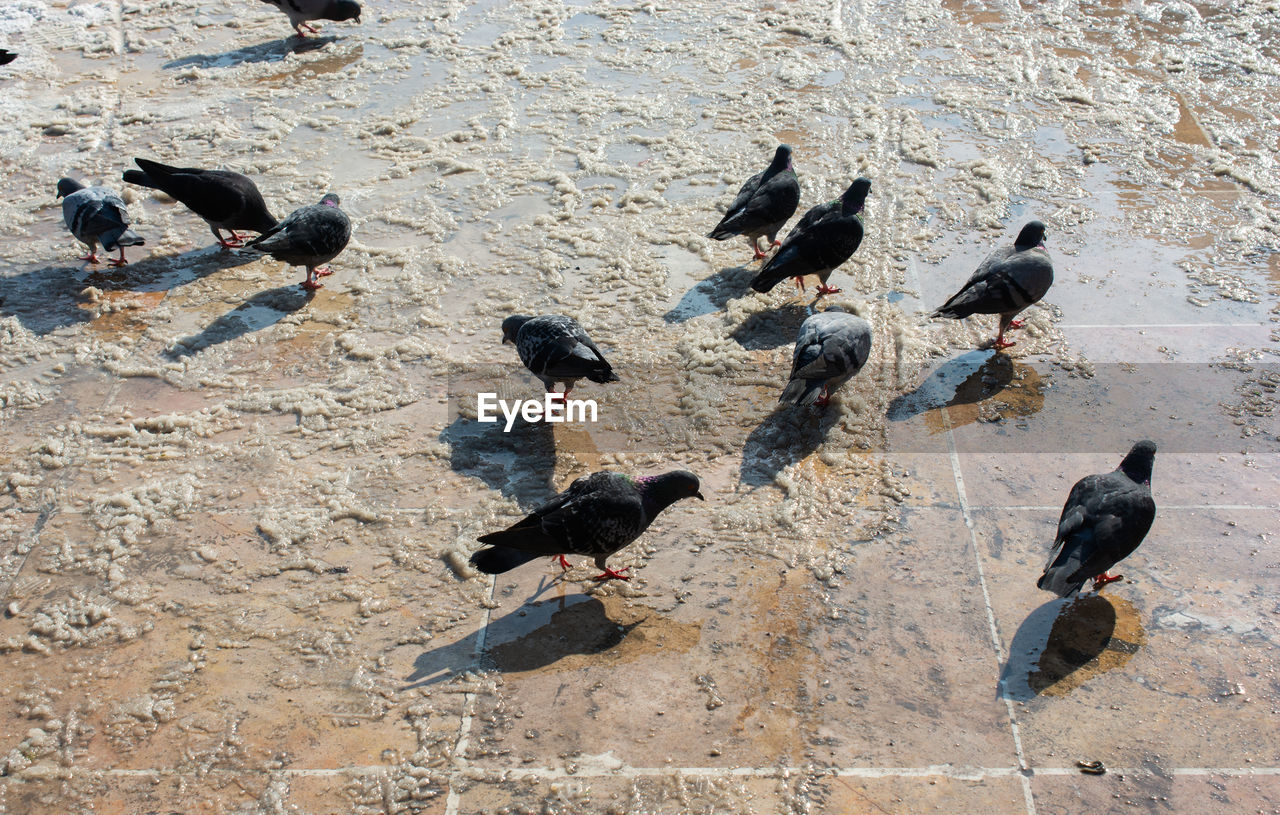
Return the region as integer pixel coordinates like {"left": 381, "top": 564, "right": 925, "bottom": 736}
{"left": 779, "top": 306, "right": 873, "bottom": 409}
{"left": 260, "top": 0, "right": 362, "bottom": 37}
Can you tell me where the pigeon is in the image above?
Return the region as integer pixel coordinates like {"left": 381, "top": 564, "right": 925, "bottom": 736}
{"left": 707, "top": 144, "right": 801, "bottom": 260}
{"left": 931, "top": 220, "right": 1054, "bottom": 349}
{"left": 751, "top": 177, "right": 872, "bottom": 295}
{"left": 56, "top": 178, "right": 146, "bottom": 267}
{"left": 122, "top": 158, "right": 277, "bottom": 250}
{"left": 501, "top": 314, "right": 620, "bottom": 397}
{"left": 243, "top": 193, "right": 351, "bottom": 290}
{"left": 260, "top": 0, "right": 361, "bottom": 37}
{"left": 0, "top": 50, "right": 16, "bottom": 66}
{"left": 471, "top": 470, "right": 704, "bottom": 581}
{"left": 779, "top": 307, "right": 873, "bottom": 408}
{"left": 1038, "top": 441, "right": 1157, "bottom": 597}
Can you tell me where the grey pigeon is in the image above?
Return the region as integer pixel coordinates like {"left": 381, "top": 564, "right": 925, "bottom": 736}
{"left": 260, "top": 0, "right": 361, "bottom": 36}
{"left": 752, "top": 177, "right": 871, "bottom": 295}
{"left": 1038, "top": 441, "right": 1157, "bottom": 597}
{"left": 0, "top": 50, "right": 16, "bottom": 66}
{"left": 707, "top": 144, "right": 801, "bottom": 260}
{"left": 471, "top": 470, "right": 704, "bottom": 581}
{"left": 931, "top": 220, "right": 1054, "bottom": 349}
{"left": 56, "top": 178, "right": 145, "bottom": 267}
{"left": 780, "top": 307, "right": 872, "bottom": 408}
{"left": 243, "top": 193, "right": 351, "bottom": 290}
{"left": 501, "top": 314, "right": 620, "bottom": 397}
{"left": 123, "top": 158, "right": 277, "bottom": 250}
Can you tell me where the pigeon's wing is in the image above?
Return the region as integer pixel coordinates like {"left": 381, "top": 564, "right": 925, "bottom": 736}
{"left": 247, "top": 207, "right": 348, "bottom": 256}
{"left": 720, "top": 170, "right": 765, "bottom": 220}
{"left": 791, "top": 317, "right": 870, "bottom": 381}
{"left": 1039, "top": 475, "right": 1154, "bottom": 596}
{"left": 476, "top": 474, "right": 644, "bottom": 555}
{"left": 934, "top": 247, "right": 1051, "bottom": 318}
{"left": 752, "top": 211, "right": 861, "bottom": 292}
{"left": 130, "top": 161, "right": 249, "bottom": 224}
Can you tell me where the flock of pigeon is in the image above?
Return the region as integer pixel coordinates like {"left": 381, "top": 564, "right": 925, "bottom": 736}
{"left": 40, "top": 6, "right": 1156, "bottom": 600}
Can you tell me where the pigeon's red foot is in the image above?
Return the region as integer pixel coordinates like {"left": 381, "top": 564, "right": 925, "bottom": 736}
{"left": 992, "top": 337, "right": 1016, "bottom": 350}
{"left": 107, "top": 257, "right": 128, "bottom": 268}
{"left": 792, "top": 277, "right": 807, "bottom": 292}
{"left": 555, "top": 554, "right": 571, "bottom": 571}
{"left": 80, "top": 253, "right": 100, "bottom": 264}
{"left": 752, "top": 248, "right": 767, "bottom": 260}
{"left": 217, "top": 239, "right": 242, "bottom": 250}
{"left": 592, "top": 566, "right": 631, "bottom": 581}
{"left": 770, "top": 239, "right": 782, "bottom": 247}
{"left": 301, "top": 280, "right": 324, "bottom": 291}
{"left": 1092, "top": 572, "right": 1123, "bottom": 590}
{"left": 814, "top": 387, "right": 831, "bottom": 410}
{"left": 815, "top": 284, "right": 841, "bottom": 295}
{"left": 1007, "top": 319, "right": 1026, "bottom": 329}
{"left": 314, "top": 267, "right": 333, "bottom": 278}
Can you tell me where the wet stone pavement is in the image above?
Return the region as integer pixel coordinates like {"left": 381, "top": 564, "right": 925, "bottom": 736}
{"left": 1, "top": 0, "right": 1278, "bottom": 813}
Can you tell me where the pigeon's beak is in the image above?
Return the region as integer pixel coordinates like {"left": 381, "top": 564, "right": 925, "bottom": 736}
{"left": 501, "top": 335, "right": 511, "bottom": 344}
{"left": 695, "top": 491, "right": 705, "bottom": 501}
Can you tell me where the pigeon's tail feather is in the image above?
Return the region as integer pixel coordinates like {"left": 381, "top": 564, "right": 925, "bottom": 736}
{"left": 1036, "top": 568, "right": 1082, "bottom": 598}
{"left": 101, "top": 227, "right": 145, "bottom": 250}
{"left": 779, "top": 378, "right": 821, "bottom": 406}
{"left": 930, "top": 302, "right": 976, "bottom": 320}
{"left": 750, "top": 269, "right": 786, "bottom": 293}
{"left": 707, "top": 225, "right": 736, "bottom": 241}
{"left": 469, "top": 546, "right": 542, "bottom": 575}
{"left": 586, "top": 368, "right": 620, "bottom": 384}
{"left": 121, "top": 169, "right": 158, "bottom": 189}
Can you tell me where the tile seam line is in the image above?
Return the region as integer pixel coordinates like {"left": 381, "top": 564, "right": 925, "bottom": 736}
{"left": 442, "top": 573, "right": 497, "bottom": 815}
{"left": 943, "top": 406, "right": 1036, "bottom": 815}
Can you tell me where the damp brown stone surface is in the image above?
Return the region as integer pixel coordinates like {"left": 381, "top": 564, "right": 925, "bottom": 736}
{"left": 1, "top": 0, "right": 1278, "bottom": 813}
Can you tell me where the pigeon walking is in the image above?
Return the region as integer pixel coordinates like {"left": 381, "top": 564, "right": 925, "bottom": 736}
{"left": 931, "top": 220, "right": 1054, "bottom": 349}
{"left": 1038, "top": 441, "right": 1157, "bottom": 597}
{"left": 471, "top": 470, "right": 704, "bottom": 581}
{"left": 243, "top": 193, "right": 351, "bottom": 290}
{"left": 779, "top": 307, "right": 872, "bottom": 408}
{"left": 122, "top": 158, "right": 277, "bottom": 250}
{"left": 260, "top": 0, "right": 361, "bottom": 37}
{"left": 751, "top": 177, "right": 871, "bottom": 295}
{"left": 707, "top": 145, "right": 801, "bottom": 260}
{"left": 56, "top": 178, "right": 146, "bottom": 267}
{"left": 501, "top": 314, "right": 620, "bottom": 398}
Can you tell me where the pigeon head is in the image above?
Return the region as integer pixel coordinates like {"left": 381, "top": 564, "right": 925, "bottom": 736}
{"left": 1015, "top": 220, "right": 1048, "bottom": 249}
{"left": 56, "top": 178, "right": 85, "bottom": 199}
{"left": 327, "top": 0, "right": 361, "bottom": 22}
{"left": 501, "top": 315, "right": 534, "bottom": 344}
{"left": 841, "top": 177, "right": 872, "bottom": 214}
{"left": 638, "top": 470, "right": 705, "bottom": 509}
{"left": 1119, "top": 440, "right": 1156, "bottom": 484}
{"left": 320, "top": 193, "right": 342, "bottom": 207}
{"left": 770, "top": 144, "right": 793, "bottom": 172}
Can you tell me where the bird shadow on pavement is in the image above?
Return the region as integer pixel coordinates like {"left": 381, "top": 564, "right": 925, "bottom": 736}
{"left": 438, "top": 413, "right": 558, "bottom": 508}
{"left": 403, "top": 594, "right": 640, "bottom": 689}
{"left": 0, "top": 247, "right": 258, "bottom": 336}
{"left": 739, "top": 403, "right": 840, "bottom": 487}
{"left": 164, "top": 284, "right": 314, "bottom": 359}
{"left": 663, "top": 264, "right": 757, "bottom": 323}
{"left": 162, "top": 36, "right": 340, "bottom": 70}
{"left": 730, "top": 301, "right": 812, "bottom": 350}
{"left": 888, "top": 349, "right": 1016, "bottom": 421}
{"left": 1000, "top": 593, "right": 1133, "bottom": 701}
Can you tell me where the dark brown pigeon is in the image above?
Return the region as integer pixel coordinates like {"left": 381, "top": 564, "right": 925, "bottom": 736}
{"left": 502, "top": 314, "right": 619, "bottom": 398}
{"left": 1038, "top": 441, "right": 1157, "bottom": 597}
{"left": 751, "top": 177, "right": 871, "bottom": 295}
{"left": 708, "top": 145, "right": 801, "bottom": 260}
{"left": 123, "top": 158, "right": 277, "bottom": 250}
{"left": 471, "top": 470, "right": 704, "bottom": 581}
{"left": 931, "top": 220, "right": 1054, "bottom": 349}
{"left": 243, "top": 193, "right": 351, "bottom": 290}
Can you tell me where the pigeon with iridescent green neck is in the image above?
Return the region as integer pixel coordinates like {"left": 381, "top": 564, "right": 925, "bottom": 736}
{"left": 471, "top": 470, "right": 704, "bottom": 581}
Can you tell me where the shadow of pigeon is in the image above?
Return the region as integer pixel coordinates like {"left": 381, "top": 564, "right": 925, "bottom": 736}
{"left": 0, "top": 247, "right": 257, "bottom": 336}
{"left": 739, "top": 404, "right": 839, "bottom": 487}
{"left": 403, "top": 595, "right": 639, "bottom": 689}
{"left": 1001, "top": 594, "right": 1144, "bottom": 701}
{"left": 663, "top": 264, "right": 756, "bottom": 323}
{"left": 729, "top": 301, "right": 811, "bottom": 350}
{"left": 438, "top": 413, "right": 557, "bottom": 507}
{"left": 164, "top": 284, "right": 314, "bottom": 359}
{"left": 889, "top": 349, "right": 1015, "bottom": 422}
{"left": 163, "top": 36, "right": 340, "bottom": 70}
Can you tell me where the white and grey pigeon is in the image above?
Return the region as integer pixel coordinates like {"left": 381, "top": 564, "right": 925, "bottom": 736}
{"left": 1038, "top": 441, "right": 1157, "bottom": 597}
{"left": 260, "top": 0, "right": 361, "bottom": 37}
{"left": 56, "top": 178, "right": 145, "bottom": 267}
{"left": 707, "top": 144, "right": 801, "bottom": 261}
{"left": 779, "top": 307, "right": 873, "bottom": 409}
{"left": 501, "top": 314, "right": 620, "bottom": 397}
{"left": 751, "top": 177, "right": 872, "bottom": 295}
{"left": 243, "top": 193, "right": 351, "bottom": 290}
{"left": 931, "top": 220, "right": 1054, "bottom": 349}
{"left": 471, "top": 470, "right": 704, "bottom": 581}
